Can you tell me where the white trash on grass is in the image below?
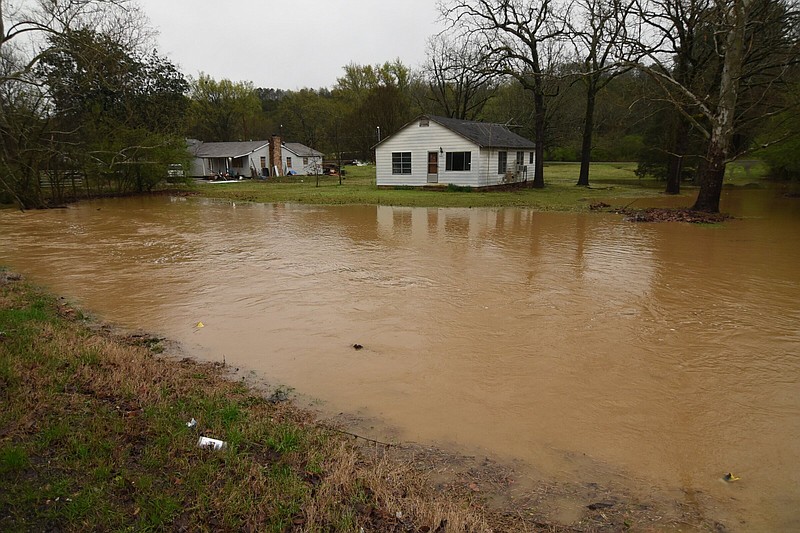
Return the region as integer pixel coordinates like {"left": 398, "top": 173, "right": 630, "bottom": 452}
{"left": 197, "top": 436, "right": 227, "bottom": 451}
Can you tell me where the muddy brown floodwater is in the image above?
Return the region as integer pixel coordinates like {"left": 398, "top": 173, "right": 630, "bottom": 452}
{"left": 1, "top": 189, "right": 798, "bottom": 531}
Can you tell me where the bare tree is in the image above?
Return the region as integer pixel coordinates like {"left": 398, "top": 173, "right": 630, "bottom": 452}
{"left": 637, "top": 0, "right": 722, "bottom": 194}
{"left": 635, "top": 0, "right": 800, "bottom": 211}
{"left": 1, "top": 0, "right": 150, "bottom": 83}
{"left": 422, "top": 33, "right": 498, "bottom": 119}
{"left": 567, "top": 0, "right": 637, "bottom": 186}
{"left": 439, "top": 0, "right": 567, "bottom": 189}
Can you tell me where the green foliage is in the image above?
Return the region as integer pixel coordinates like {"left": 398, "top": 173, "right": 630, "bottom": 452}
{"left": 0, "top": 25, "right": 190, "bottom": 207}
{"left": 332, "top": 60, "right": 417, "bottom": 159}
{"left": 759, "top": 137, "right": 800, "bottom": 179}
{"left": 756, "top": 110, "right": 800, "bottom": 180}
{"left": 188, "top": 74, "right": 262, "bottom": 141}
{"left": 267, "top": 423, "right": 304, "bottom": 454}
{"left": 548, "top": 146, "right": 580, "bottom": 162}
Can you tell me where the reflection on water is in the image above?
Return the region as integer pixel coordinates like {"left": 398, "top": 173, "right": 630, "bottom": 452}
{"left": 1, "top": 190, "right": 798, "bottom": 531}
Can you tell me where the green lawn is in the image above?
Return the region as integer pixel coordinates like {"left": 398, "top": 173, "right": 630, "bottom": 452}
{"left": 192, "top": 162, "right": 769, "bottom": 210}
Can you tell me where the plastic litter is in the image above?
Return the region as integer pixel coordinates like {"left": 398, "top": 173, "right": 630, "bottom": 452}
{"left": 723, "top": 472, "right": 740, "bottom": 482}
{"left": 186, "top": 418, "right": 197, "bottom": 429}
{"left": 195, "top": 322, "right": 205, "bottom": 328}
{"left": 197, "top": 436, "right": 227, "bottom": 451}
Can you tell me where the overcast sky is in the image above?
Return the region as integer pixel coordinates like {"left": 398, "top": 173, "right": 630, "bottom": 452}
{"left": 136, "top": 0, "right": 445, "bottom": 90}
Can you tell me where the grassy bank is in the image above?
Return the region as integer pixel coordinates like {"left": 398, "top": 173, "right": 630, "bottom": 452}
{"left": 192, "top": 161, "right": 770, "bottom": 210}
{"left": 0, "top": 272, "right": 493, "bottom": 532}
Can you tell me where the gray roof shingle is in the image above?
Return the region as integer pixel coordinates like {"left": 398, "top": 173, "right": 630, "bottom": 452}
{"left": 283, "top": 143, "right": 324, "bottom": 157}
{"left": 192, "top": 141, "right": 269, "bottom": 158}
{"left": 427, "top": 115, "right": 535, "bottom": 149}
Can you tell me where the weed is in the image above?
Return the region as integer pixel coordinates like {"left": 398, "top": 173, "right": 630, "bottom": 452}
{"left": 0, "top": 445, "right": 29, "bottom": 475}
{"left": 139, "top": 494, "right": 181, "bottom": 529}
{"left": 267, "top": 423, "right": 303, "bottom": 454}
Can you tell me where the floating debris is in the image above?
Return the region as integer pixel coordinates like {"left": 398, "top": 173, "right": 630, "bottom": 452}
{"left": 621, "top": 208, "right": 730, "bottom": 224}
{"left": 723, "top": 473, "right": 740, "bottom": 482}
{"left": 353, "top": 343, "right": 363, "bottom": 350}
{"left": 195, "top": 322, "right": 204, "bottom": 328}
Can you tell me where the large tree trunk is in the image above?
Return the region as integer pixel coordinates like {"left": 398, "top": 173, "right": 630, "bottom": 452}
{"left": 691, "top": 0, "right": 750, "bottom": 213}
{"left": 692, "top": 140, "right": 726, "bottom": 212}
{"left": 576, "top": 88, "right": 596, "bottom": 187}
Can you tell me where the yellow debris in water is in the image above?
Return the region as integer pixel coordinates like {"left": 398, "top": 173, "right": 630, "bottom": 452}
{"left": 196, "top": 322, "right": 204, "bottom": 328}
{"left": 723, "top": 473, "right": 740, "bottom": 482}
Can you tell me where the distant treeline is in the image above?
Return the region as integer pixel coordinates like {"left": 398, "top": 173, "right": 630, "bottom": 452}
{"left": 1, "top": 0, "right": 798, "bottom": 210}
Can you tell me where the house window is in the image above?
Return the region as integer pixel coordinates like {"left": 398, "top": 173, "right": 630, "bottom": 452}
{"left": 419, "top": 118, "right": 429, "bottom": 127}
{"left": 260, "top": 156, "right": 267, "bottom": 169}
{"left": 529, "top": 152, "right": 534, "bottom": 164}
{"left": 303, "top": 157, "right": 308, "bottom": 165}
{"left": 516, "top": 151, "right": 525, "bottom": 166}
{"left": 445, "top": 151, "right": 471, "bottom": 171}
{"left": 286, "top": 157, "right": 292, "bottom": 169}
{"left": 392, "top": 152, "right": 412, "bottom": 174}
{"left": 497, "top": 151, "right": 507, "bottom": 174}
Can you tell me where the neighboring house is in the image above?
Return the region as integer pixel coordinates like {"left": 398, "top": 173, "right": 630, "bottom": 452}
{"left": 281, "top": 143, "right": 324, "bottom": 176}
{"left": 375, "top": 115, "right": 535, "bottom": 188}
{"left": 188, "top": 140, "right": 270, "bottom": 178}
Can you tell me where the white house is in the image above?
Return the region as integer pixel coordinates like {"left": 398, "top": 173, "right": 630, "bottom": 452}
{"left": 281, "top": 142, "right": 324, "bottom": 176}
{"left": 189, "top": 140, "right": 270, "bottom": 178}
{"left": 375, "top": 115, "right": 535, "bottom": 188}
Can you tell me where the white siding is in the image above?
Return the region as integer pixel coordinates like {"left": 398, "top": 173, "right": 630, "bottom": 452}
{"left": 281, "top": 146, "right": 323, "bottom": 175}
{"left": 376, "top": 120, "right": 481, "bottom": 186}
{"left": 249, "top": 148, "right": 270, "bottom": 177}
{"left": 376, "top": 119, "right": 535, "bottom": 187}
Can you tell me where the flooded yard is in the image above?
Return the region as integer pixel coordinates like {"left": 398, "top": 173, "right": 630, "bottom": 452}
{"left": 1, "top": 190, "right": 798, "bottom": 531}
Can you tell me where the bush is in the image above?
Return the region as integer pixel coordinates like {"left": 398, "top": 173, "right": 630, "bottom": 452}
{"left": 758, "top": 137, "right": 800, "bottom": 180}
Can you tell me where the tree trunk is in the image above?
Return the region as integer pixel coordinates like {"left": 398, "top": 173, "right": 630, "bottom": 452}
{"left": 576, "top": 88, "right": 596, "bottom": 187}
{"left": 691, "top": 0, "right": 750, "bottom": 213}
{"left": 692, "top": 141, "right": 726, "bottom": 212}
{"left": 665, "top": 117, "right": 689, "bottom": 195}
{"left": 532, "top": 90, "right": 545, "bottom": 189}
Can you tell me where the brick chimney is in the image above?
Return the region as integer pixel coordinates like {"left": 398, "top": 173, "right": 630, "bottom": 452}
{"left": 269, "top": 135, "right": 282, "bottom": 177}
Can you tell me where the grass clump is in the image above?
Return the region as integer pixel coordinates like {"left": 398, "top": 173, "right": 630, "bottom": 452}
{"left": 0, "top": 272, "right": 493, "bottom": 532}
